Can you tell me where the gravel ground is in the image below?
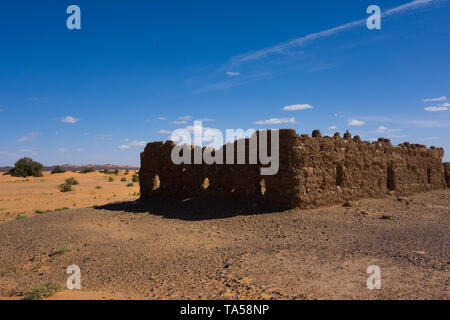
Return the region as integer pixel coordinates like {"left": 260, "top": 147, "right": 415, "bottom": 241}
{"left": 0, "top": 190, "right": 448, "bottom": 299}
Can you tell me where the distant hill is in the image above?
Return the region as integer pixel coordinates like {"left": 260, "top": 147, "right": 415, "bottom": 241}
{"left": 0, "top": 164, "right": 139, "bottom": 172}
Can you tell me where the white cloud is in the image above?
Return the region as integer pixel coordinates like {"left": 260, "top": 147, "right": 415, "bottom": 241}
{"left": 422, "top": 96, "right": 446, "bottom": 102}
{"left": 157, "top": 117, "right": 166, "bottom": 120}
{"left": 18, "top": 132, "right": 41, "bottom": 142}
{"left": 283, "top": 104, "right": 314, "bottom": 111}
{"left": 375, "top": 126, "right": 400, "bottom": 133}
{"left": 158, "top": 129, "right": 172, "bottom": 134}
{"left": 253, "top": 117, "right": 295, "bottom": 125}
{"left": 328, "top": 126, "right": 337, "bottom": 130}
{"left": 178, "top": 116, "right": 192, "bottom": 121}
{"left": 118, "top": 140, "right": 147, "bottom": 150}
{"left": 61, "top": 116, "right": 80, "bottom": 123}
{"left": 226, "top": 72, "right": 240, "bottom": 76}
{"left": 348, "top": 119, "right": 365, "bottom": 126}
{"left": 424, "top": 106, "right": 448, "bottom": 112}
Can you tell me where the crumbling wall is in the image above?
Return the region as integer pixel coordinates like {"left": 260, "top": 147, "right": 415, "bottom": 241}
{"left": 444, "top": 162, "right": 450, "bottom": 187}
{"left": 140, "top": 129, "right": 447, "bottom": 209}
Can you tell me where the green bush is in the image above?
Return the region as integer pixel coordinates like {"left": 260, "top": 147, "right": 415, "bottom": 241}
{"left": 22, "top": 282, "right": 63, "bottom": 300}
{"left": 65, "top": 177, "right": 79, "bottom": 185}
{"left": 58, "top": 183, "right": 72, "bottom": 192}
{"left": 126, "top": 182, "right": 134, "bottom": 187}
{"left": 108, "top": 177, "right": 114, "bottom": 182}
{"left": 132, "top": 174, "right": 139, "bottom": 183}
{"left": 121, "top": 177, "right": 127, "bottom": 182}
{"left": 8, "top": 157, "right": 43, "bottom": 178}
{"left": 124, "top": 170, "right": 129, "bottom": 175}
{"left": 51, "top": 166, "right": 65, "bottom": 174}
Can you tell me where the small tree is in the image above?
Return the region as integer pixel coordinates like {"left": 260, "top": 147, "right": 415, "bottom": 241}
{"left": 9, "top": 157, "right": 43, "bottom": 177}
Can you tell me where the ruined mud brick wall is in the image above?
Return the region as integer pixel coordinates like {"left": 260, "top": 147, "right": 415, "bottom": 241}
{"left": 140, "top": 129, "right": 447, "bottom": 209}
{"left": 445, "top": 163, "right": 450, "bottom": 187}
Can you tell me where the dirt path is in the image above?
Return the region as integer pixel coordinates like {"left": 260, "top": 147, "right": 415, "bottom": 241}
{"left": 0, "top": 190, "right": 448, "bottom": 299}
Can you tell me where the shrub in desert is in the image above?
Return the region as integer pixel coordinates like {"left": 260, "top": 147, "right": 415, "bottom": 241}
{"left": 8, "top": 157, "right": 43, "bottom": 177}
{"left": 108, "top": 177, "right": 114, "bottom": 182}
{"left": 22, "top": 282, "right": 63, "bottom": 300}
{"left": 79, "top": 167, "right": 95, "bottom": 174}
{"left": 65, "top": 177, "right": 79, "bottom": 185}
{"left": 126, "top": 182, "right": 134, "bottom": 187}
{"left": 132, "top": 174, "right": 139, "bottom": 183}
{"left": 121, "top": 177, "right": 127, "bottom": 182}
{"left": 51, "top": 166, "right": 65, "bottom": 174}
{"left": 124, "top": 170, "right": 129, "bottom": 175}
{"left": 58, "top": 183, "right": 72, "bottom": 192}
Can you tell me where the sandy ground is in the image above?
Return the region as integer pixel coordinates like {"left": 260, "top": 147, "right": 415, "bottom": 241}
{"left": 0, "top": 171, "right": 140, "bottom": 223}
{"left": 0, "top": 187, "right": 448, "bottom": 300}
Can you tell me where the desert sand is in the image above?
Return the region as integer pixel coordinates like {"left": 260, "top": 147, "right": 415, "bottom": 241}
{"left": 0, "top": 185, "right": 448, "bottom": 300}
{"left": 0, "top": 170, "right": 140, "bottom": 223}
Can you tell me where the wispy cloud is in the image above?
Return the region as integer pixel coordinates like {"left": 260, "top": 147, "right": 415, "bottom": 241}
{"left": 157, "top": 117, "right": 166, "bottom": 120}
{"left": 376, "top": 125, "right": 401, "bottom": 133}
{"left": 18, "top": 132, "right": 41, "bottom": 142}
{"left": 409, "top": 120, "right": 450, "bottom": 127}
{"left": 348, "top": 119, "right": 365, "bottom": 126}
{"left": 226, "top": 72, "right": 240, "bottom": 77}
{"left": 424, "top": 106, "right": 448, "bottom": 112}
{"left": 253, "top": 117, "right": 295, "bottom": 125}
{"left": 422, "top": 95, "right": 447, "bottom": 102}
{"left": 172, "top": 120, "right": 187, "bottom": 125}
{"left": 61, "top": 116, "right": 80, "bottom": 124}
{"left": 158, "top": 129, "right": 172, "bottom": 134}
{"left": 118, "top": 140, "right": 147, "bottom": 150}
{"left": 228, "top": 0, "right": 434, "bottom": 67}
{"left": 328, "top": 126, "right": 337, "bottom": 130}
{"left": 283, "top": 104, "right": 314, "bottom": 111}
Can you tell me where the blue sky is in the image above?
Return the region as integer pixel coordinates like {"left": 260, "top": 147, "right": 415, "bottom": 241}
{"left": 0, "top": 0, "right": 449, "bottom": 166}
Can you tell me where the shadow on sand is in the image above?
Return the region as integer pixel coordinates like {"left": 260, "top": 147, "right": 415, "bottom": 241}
{"left": 93, "top": 196, "right": 285, "bottom": 221}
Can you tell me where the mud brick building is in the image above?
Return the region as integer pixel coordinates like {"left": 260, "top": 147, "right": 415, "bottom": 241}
{"left": 139, "top": 129, "right": 447, "bottom": 209}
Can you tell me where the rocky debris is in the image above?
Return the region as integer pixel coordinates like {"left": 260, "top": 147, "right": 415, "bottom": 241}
{"left": 139, "top": 129, "right": 447, "bottom": 209}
